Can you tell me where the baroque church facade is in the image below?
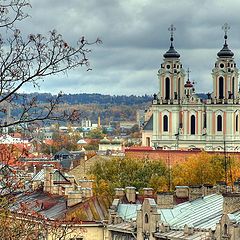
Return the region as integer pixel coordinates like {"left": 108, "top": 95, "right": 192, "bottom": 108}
{"left": 142, "top": 24, "right": 240, "bottom": 152}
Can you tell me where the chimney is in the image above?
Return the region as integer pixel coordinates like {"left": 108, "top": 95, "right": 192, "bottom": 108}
{"left": 125, "top": 187, "right": 136, "bottom": 203}
{"left": 216, "top": 181, "right": 227, "bottom": 194}
{"left": 203, "top": 184, "right": 215, "bottom": 196}
{"left": 223, "top": 192, "right": 240, "bottom": 214}
{"left": 157, "top": 192, "right": 174, "bottom": 209}
{"left": 67, "top": 191, "right": 82, "bottom": 207}
{"left": 143, "top": 188, "right": 154, "bottom": 198}
{"left": 43, "top": 164, "right": 54, "bottom": 193}
{"left": 189, "top": 185, "right": 203, "bottom": 201}
{"left": 175, "top": 186, "right": 189, "bottom": 198}
{"left": 114, "top": 188, "right": 125, "bottom": 199}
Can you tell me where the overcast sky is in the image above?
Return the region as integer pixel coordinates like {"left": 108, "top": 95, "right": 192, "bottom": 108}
{"left": 19, "top": 0, "right": 240, "bottom": 96}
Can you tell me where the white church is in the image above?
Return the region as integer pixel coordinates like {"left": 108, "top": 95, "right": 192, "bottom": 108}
{"left": 142, "top": 24, "right": 240, "bottom": 152}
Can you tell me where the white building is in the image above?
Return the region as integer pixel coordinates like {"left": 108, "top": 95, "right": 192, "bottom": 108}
{"left": 142, "top": 24, "right": 240, "bottom": 152}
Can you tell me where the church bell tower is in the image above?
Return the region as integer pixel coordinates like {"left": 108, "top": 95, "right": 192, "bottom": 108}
{"left": 212, "top": 23, "right": 239, "bottom": 100}
{"left": 158, "top": 24, "right": 185, "bottom": 101}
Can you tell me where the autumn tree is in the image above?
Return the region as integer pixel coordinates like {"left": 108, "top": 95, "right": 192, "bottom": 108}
{"left": 89, "top": 157, "right": 169, "bottom": 195}
{"left": 171, "top": 152, "right": 239, "bottom": 187}
{"left": 0, "top": 0, "right": 100, "bottom": 238}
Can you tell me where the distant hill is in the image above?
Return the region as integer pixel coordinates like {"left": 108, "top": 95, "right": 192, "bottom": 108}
{"left": 18, "top": 93, "right": 153, "bottom": 105}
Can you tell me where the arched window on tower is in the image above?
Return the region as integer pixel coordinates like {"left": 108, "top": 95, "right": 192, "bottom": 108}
{"left": 178, "top": 78, "right": 181, "bottom": 99}
{"left": 145, "top": 213, "right": 149, "bottom": 224}
{"left": 163, "top": 115, "right": 168, "bottom": 132}
{"left": 219, "top": 77, "right": 224, "bottom": 99}
{"left": 223, "top": 224, "right": 228, "bottom": 236}
{"left": 217, "top": 115, "right": 222, "bottom": 131}
{"left": 232, "top": 77, "right": 235, "bottom": 98}
{"left": 236, "top": 115, "right": 238, "bottom": 132}
{"left": 165, "top": 77, "right": 170, "bottom": 100}
{"left": 190, "top": 115, "right": 196, "bottom": 135}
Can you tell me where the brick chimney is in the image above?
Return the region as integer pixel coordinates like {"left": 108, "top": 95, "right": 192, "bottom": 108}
{"left": 125, "top": 186, "right": 136, "bottom": 203}
{"left": 143, "top": 188, "right": 154, "bottom": 198}
{"left": 114, "top": 188, "right": 125, "bottom": 199}
{"left": 157, "top": 192, "right": 174, "bottom": 209}
{"left": 67, "top": 191, "right": 82, "bottom": 207}
{"left": 189, "top": 185, "right": 203, "bottom": 201}
{"left": 43, "top": 164, "right": 54, "bottom": 193}
{"left": 175, "top": 186, "right": 189, "bottom": 198}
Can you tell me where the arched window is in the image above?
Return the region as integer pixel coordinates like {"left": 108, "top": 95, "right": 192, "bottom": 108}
{"left": 232, "top": 77, "right": 235, "bottom": 98}
{"left": 217, "top": 115, "right": 222, "bottom": 131}
{"left": 219, "top": 77, "right": 224, "bottom": 99}
{"left": 236, "top": 115, "right": 238, "bottom": 132}
{"left": 190, "top": 115, "right": 196, "bottom": 135}
{"left": 224, "top": 223, "right": 228, "bottom": 235}
{"left": 165, "top": 77, "right": 170, "bottom": 100}
{"left": 178, "top": 78, "right": 181, "bottom": 99}
{"left": 163, "top": 115, "right": 168, "bottom": 132}
{"left": 145, "top": 213, "right": 149, "bottom": 224}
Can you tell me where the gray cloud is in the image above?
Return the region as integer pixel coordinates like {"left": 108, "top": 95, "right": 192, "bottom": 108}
{"left": 17, "top": 0, "right": 240, "bottom": 95}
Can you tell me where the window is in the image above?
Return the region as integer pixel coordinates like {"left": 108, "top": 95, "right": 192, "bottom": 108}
{"left": 224, "top": 224, "right": 228, "bottom": 235}
{"left": 236, "top": 115, "right": 238, "bottom": 132}
{"left": 178, "top": 78, "right": 181, "bottom": 99}
{"left": 217, "top": 115, "right": 222, "bottom": 131}
{"left": 165, "top": 77, "right": 170, "bottom": 100}
{"left": 232, "top": 77, "right": 235, "bottom": 98}
{"left": 145, "top": 213, "right": 149, "bottom": 223}
{"left": 163, "top": 115, "right": 168, "bottom": 132}
{"left": 219, "top": 77, "right": 224, "bottom": 99}
{"left": 190, "top": 115, "right": 196, "bottom": 135}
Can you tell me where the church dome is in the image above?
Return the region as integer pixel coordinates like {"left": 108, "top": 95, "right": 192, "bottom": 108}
{"left": 163, "top": 43, "right": 180, "bottom": 59}
{"left": 217, "top": 26, "right": 234, "bottom": 58}
{"left": 163, "top": 24, "right": 180, "bottom": 59}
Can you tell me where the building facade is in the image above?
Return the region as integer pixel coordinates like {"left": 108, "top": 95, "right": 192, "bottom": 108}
{"left": 142, "top": 24, "right": 240, "bottom": 152}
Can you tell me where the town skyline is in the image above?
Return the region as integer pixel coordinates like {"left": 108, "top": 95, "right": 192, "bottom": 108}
{"left": 18, "top": 0, "right": 240, "bottom": 96}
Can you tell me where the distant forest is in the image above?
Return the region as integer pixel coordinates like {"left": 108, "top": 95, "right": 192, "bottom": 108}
{"left": 20, "top": 93, "right": 153, "bottom": 105}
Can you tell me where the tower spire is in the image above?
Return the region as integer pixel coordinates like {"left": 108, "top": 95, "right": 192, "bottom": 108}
{"left": 168, "top": 24, "right": 176, "bottom": 47}
{"left": 163, "top": 24, "right": 180, "bottom": 59}
{"left": 217, "top": 23, "right": 234, "bottom": 58}
{"left": 222, "top": 22, "right": 230, "bottom": 44}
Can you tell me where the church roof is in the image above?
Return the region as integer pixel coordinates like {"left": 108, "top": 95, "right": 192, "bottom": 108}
{"left": 217, "top": 40, "right": 234, "bottom": 58}
{"left": 217, "top": 25, "right": 234, "bottom": 58}
{"left": 163, "top": 43, "right": 180, "bottom": 59}
{"left": 163, "top": 25, "right": 180, "bottom": 59}
{"left": 143, "top": 115, "right": 153, "bottom": 131}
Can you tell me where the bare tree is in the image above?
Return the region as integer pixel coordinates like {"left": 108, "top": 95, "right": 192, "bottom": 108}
{"left": 0, "top": 0, "right": 101, "bottom": 129}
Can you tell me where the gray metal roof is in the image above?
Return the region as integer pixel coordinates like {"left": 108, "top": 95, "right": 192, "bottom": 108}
{"left": 117, "top": 194, "right": 223, "bottom": 230}
{"left": 155, "top": 229, "right": 211, "bottom": 239}
{"left": 117, "top": 204, "right": 141, "bottom": 220}
{"left": 158, "top": 194, "right": 223, "bottom": 230}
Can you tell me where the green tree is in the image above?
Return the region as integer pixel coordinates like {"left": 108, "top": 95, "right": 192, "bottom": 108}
{"left": 89, "top": 157, "right": 168, "bottom": 195}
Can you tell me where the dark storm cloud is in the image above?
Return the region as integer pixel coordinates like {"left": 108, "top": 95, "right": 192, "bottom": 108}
{"left": 18, "top": 0, "right": 240, "bottom": 95}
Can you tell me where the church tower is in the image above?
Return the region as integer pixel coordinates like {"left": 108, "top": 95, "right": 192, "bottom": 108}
{"left": 212, "top": 23, "right": 239, "bottom": 100}
{"left": 158, "top": 25, "right": 185, "bottom": 101}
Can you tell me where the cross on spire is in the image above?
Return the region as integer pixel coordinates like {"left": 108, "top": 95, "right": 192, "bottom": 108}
{"left": 222, "top": 23, "right": 230, "bottom": 36}
{"left": 222, "top": 23, "right": 230, "bottom": 43}
{"left": 187, "top": 67, "right": 191, "bottom": 80}
{"left": 168, "top": 24, "right": 176, "bottom": 42}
